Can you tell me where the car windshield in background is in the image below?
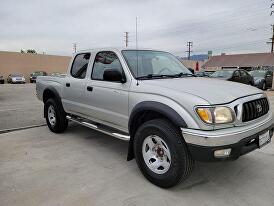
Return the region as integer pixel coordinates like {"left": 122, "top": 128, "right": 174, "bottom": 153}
{"left": 11, "top": 74, "right": 23, "bottom": 77}
{"left": 32, "top": 71, "right": 44, "bottom": 76}
{"left": 211, "top": 70, "right": 234, "bottom": 78}
{"left": 249, "top": 70, "right": 266, "bottom": 78}
{"left": 122, "top": 50, "right": 192, "bottom": 79}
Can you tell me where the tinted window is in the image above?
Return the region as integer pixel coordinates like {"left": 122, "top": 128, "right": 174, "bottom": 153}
{"left": 240, "top": 70, "right": 247, "bottom": 76}
{"left": 92, "top": 51, "right": 123, "bottom": 80}
{"left": 234, "top": 71, "right": 240, "bottom": 77}
{"left": 71, "top": 53, "right": 90, "bottom": 79}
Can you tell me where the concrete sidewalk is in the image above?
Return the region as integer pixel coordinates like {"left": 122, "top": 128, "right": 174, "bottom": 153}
{"left": 0, "top": 124, "right": 273, "bottom": 206}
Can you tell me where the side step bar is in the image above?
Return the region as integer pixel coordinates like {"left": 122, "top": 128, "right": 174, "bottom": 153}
{"left": 66, "top": 115, "right": 130, "bottom": 141}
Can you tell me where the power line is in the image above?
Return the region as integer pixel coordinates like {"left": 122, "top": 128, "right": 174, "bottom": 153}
{"left": 186, "top": 41, "right": 193, "bottom": 60}
{"left": 124, "top": 32, "right": 129, "bottom": 47}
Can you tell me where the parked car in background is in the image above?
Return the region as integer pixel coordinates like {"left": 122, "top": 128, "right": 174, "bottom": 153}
{"left": 249, "top": 70, "right": 273, "bottom": 90}
{"left": 51, "top": 72, "right": 66, "bottom": 77}
{"left": 195, "top": 71, "right": 214, "bottom": 77}
{"left": 210, "top": 69, "right": 254, "bottom": 85}
{"left": 50, "top": 72, "right": 61, "bottom": 76}
{"left": 30, "top": 71, "right": 47, "bottom": 83}
{"left": 7, "top": 74, "right": 26, "bottom": 84}
{"left": 0, "top": 75, "right": 4, "bottom": 84}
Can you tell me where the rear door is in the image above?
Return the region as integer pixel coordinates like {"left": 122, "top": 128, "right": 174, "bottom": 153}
{"left": 62, "top": 53, "right": 91, "bottom": 115}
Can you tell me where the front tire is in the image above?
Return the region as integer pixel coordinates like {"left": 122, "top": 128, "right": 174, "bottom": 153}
{"left": 45, "top": 98, "right": 68, "bottom": 133}
{"left": 134, "top": 119, "right": 194, "bottom": 188}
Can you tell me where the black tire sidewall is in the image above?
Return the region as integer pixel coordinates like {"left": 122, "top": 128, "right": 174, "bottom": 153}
{"left": 134, "top": 119, "right": 190, "bottom": 187}
{"left": 45, "top": 98, "right": 67, "bottom": 133}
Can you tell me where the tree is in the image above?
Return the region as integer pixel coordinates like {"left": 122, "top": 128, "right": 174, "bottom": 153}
{"left": 20, "top": 49, "right": 37, "bottom": 54}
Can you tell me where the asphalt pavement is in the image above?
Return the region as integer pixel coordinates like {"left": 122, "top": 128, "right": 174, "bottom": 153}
{"left": 0, "top": 84, "right": 45, "bottom": 131}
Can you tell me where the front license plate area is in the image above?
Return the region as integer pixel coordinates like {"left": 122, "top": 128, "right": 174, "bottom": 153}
{"left": 259, "top": 130, "right": 271, "bottom": 148}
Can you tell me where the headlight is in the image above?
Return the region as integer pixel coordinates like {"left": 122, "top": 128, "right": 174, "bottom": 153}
{"left": 196, "top": 106, "right": 234, "bottom": 124}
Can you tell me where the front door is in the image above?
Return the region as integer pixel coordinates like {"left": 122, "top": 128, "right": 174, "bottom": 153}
{"left": 84, "top": 51, "right": 129, "bottom": 131}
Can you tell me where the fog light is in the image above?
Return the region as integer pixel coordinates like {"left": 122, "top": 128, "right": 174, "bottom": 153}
{"left": 214, "top": 148, "right": 231, "bottom": 158}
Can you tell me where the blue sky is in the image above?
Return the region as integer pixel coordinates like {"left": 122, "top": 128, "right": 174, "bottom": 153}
{"left": 0, "top": 0, "right": 273, "bottom": 57}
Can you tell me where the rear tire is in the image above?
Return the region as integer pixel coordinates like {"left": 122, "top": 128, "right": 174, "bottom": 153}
{"left": 134, "top": 119, "right": 194, "bottom": 188}
{"left": 45, "top": 98, "right": 68, "bottom": 133}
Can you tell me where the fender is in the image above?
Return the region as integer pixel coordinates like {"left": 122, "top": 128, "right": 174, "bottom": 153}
{"left": 127, "top": 101, "right": 188, "bottom": 160}
{"left": 43, "top": 86, "right": 62, "bottom": 117}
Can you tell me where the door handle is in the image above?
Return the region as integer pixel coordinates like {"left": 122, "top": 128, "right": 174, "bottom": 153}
{"left": 66, "top": 83, "right": 70, "bottom": 87}
{"left": 87, "top": 86, "right": 93, "bottom": 92}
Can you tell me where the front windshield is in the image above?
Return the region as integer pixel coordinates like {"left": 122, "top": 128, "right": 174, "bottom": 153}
{"left": 249, "top": 70, "right": 266, "bottom": 78}
{"left": 211, "top": 70, "right": 234, "bottom": 78}
{"left": 122, "top": 50, "right": 192, "bottom": 78}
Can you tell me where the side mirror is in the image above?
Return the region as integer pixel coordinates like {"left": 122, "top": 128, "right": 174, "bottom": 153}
{"left": 103, "top": 69, "right": 126, "bottom": 83}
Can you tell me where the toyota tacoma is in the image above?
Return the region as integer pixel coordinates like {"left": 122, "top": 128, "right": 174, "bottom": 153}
{"left": 36, "top": 48, "right": 273, "bottom": 188}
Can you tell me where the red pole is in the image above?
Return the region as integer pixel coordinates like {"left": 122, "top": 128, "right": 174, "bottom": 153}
{"left": 195, "top": 61, "right": 199, "bottom": 71}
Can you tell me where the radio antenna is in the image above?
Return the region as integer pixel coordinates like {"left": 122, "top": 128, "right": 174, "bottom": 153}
{"left": 136, "top": 16, "right": 139, "bottom": 85}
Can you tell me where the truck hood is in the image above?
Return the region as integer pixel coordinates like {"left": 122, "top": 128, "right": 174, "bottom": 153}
{"left": 142, "top": 77, "right": 262, "bottom": 104}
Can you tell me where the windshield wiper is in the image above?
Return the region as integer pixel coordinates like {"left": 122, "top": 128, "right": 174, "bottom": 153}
{"left": 136, "top": 72, "right": 196, "bottom": 80}
{"left": 136, "top": 74, "right": 170, "bottom": 80}
{"left": 170, "top": 72, "right": 196, "bottom": 77}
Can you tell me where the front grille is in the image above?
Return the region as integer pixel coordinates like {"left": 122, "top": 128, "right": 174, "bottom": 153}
{"left": 242, "top": 98, "right": 269, "bottom": 122}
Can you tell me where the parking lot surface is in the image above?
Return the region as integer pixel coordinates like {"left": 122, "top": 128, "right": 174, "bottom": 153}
{"left": 0, "top": 84, "right": 44, "bottom": 131}
{"left": 0, "top": 84, "right": 274, "bottom": 206}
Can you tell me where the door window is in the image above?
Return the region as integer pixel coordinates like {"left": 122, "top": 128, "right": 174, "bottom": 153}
{"left": 71, "top": 53, "right": 91, "bottom": 79}
{"left": 234, "top": 71, "right": 240, "bottom": 77}
{"left": 91, "top": 51, "right": 123, "bottom": 81}
{"left": 240, "top": 70, "right": 247, "bottom": 76}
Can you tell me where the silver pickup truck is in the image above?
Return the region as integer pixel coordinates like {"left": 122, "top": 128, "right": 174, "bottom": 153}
{"left": 36, "top": 48, "right": 273, "bottom": 188}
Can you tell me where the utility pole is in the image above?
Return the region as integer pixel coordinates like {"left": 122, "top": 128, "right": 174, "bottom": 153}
{"left": 271, "top": 0, "right": 274, "bottom": 16}
{"left": 124, "top": 32, "right": 129, "bottom": 47}
{"left": 186, "top": 41, "right": 193, "bottom": 60}
{"left": 267, "top": 25, "right": 274, "bottom": 53}
{"left": 73, "top": 43, "right": 77, "bottom": 53}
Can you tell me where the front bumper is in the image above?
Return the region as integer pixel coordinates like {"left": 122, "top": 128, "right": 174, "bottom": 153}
{"left": 182, "top": 115, "right": 274, "bottom": 161}
{"left": 11, "top": 79, "right": 25, "bottom": 83}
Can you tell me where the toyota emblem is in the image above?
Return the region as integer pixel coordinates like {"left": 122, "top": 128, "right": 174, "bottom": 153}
{"left": 256, "top": 104, "right": 262, "bottom": 113}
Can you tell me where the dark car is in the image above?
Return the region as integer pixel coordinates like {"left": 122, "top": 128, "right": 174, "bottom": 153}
{"left": 30, "top": 71, "right": 47, "bottom": 83}
{"left": 195, "top": 71, "right": 214, "bottom": 77}
{"left": 210, "top": 69, "right": 254, "bottom": 85}
{"left": 7, "top": 74, "right": 26, "bottom": 84}
{"left": 0, "top": 75, "right": 4, "bottom": 84}
{"left": 249, "top": 70, "right": 273, "bottom": 90}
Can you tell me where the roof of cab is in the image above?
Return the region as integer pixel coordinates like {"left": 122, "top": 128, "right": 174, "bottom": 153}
{"left": 76, "top": 47, "right": 165, "bottom": 54}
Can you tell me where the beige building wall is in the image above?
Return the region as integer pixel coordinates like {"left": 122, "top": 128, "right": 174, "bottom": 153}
{"left": 0, "top": 51, "right": 71, "bottom": 82}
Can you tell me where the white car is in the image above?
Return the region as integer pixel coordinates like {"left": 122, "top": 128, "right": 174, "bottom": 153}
{"left": 7, "top": 74, "right": 26, "bottom": 84}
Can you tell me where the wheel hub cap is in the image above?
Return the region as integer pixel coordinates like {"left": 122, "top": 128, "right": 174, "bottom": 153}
{"left": 48, "top": 105, "right": 56, "bottom": 126}
{"left": 142, "top": 135, "right": 171, "bottom": 174}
